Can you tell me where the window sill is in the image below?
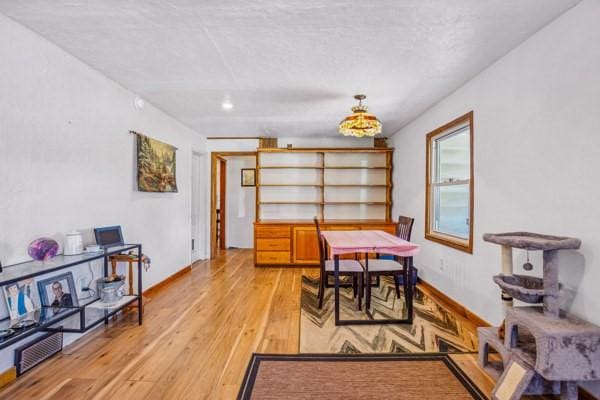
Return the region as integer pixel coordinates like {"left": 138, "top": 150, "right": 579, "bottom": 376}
{"left": 425, "top": 231, "right": 473, "bottom": 254}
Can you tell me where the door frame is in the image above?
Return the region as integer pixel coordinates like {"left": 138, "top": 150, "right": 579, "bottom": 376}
{"left": 218, "top": 157, "right": 227, "bottom": 250}
{"left": 210, "top": 151, "right": 257, "bottom": 259}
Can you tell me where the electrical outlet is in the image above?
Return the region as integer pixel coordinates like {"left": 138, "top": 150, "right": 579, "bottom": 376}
{"left": 439, "top": 258, "right": 444, "bottom": 272}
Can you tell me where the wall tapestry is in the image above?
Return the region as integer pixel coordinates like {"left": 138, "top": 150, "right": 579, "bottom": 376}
{"left": 134, "top": 131, "right": 178, "bottom": 192}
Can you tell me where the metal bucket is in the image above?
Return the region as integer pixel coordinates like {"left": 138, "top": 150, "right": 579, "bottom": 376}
{"left": 97, "top": 279, "right": 125, "bottom": 305}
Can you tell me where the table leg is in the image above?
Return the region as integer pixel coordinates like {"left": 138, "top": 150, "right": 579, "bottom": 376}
{"left": 103, "top": 255, "right": 109, "bottom": 326}
{"left": 128, "top": 260, "right": 134, "bottom": 295}
{"left": 406, "top": 256, "right": 414, "bottom": 323}
{"left": 365, "top": 253, "right": 371, "bottom": 310}
{"left": 334, "top": 254, "right": 340, "bottom": 326}
{"left": 357, "top": 271, "right": 362, "bottom": 311}
{"left": 110, "top": 258, "right": 117, "bottom": 277}
{"left": 137, "top": 244, "right": 143, "bottom": 325}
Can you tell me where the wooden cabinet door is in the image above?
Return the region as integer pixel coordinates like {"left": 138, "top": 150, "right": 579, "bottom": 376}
{"left": 292, "top": 227, "right": 320, "bottom": 264}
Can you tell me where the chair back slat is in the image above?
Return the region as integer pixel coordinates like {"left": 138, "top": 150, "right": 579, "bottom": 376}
{"left": 396, "top": 216, "right": 415, "bottom": 241}
{"left": 313, "top": 217, "right": 326, "bottom": 266}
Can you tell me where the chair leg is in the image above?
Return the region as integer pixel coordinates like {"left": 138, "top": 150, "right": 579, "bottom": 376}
{"left": 393, "top": 274, "right": 401, "bottom": 298}
{"left": 318, "top": 272, "right": 325, "bottom": 309}
{"left": 402, "top": 269, "right": 410, "bottom": 303}
{"left": 366, "top": 272, "right": 372, "bottom": 310}
{"left": 353, "top": 275, "right": 358, "bottom": 298}
{"left": 357, "top": 273, "right": 363, "bottom": 311}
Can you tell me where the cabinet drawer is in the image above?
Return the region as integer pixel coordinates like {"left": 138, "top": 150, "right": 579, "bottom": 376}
{"left": 256, "top": 238, "right": 290, "bottom": 251}
{"left": 256, "top": 251, "right": 290, "bottom": 264}
{"left": 255, "top": 225, "right": 291, "bottom": 238}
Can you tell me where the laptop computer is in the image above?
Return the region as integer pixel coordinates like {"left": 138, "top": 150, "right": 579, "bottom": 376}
{"left": 93, "top": 226, "right": 124, "bottom": 249}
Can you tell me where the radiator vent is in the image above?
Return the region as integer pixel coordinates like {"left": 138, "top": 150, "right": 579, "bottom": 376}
{"left": 15, "top": 331, "right": 63, "bottom": 376}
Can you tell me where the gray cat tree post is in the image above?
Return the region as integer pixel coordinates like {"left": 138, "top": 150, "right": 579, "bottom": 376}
{"left": 478, "top": 232, "right": 600, "bottom": 400}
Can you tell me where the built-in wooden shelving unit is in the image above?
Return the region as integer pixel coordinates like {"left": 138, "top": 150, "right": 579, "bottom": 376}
{"left": 256, "top": 147, "right": 393, "bottom": 221}
{"left": 259, "top": 166, "right": 324, "bottom": 169}
{"left": 259, "top": 184, "right": 323, "bottom": 187}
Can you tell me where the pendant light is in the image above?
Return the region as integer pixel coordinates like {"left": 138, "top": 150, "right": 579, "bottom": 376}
{"left": 338, "top": 94, "right": 382, "bottom": 137}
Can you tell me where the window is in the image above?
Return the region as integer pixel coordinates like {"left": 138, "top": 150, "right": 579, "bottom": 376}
{"left": 425, "top": 111, "right": 473, "bottom": 253}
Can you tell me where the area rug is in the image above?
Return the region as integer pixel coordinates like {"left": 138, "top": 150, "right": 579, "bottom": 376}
{"left": 238, "top": 353, "right": 486, "bottom": 400}
{"left": 300, "top": 275, "right": 478, "bottom": 353}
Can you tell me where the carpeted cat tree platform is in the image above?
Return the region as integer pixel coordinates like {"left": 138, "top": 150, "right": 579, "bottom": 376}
{"left": 478, "top": 232, "right": 600, "bottom": 400}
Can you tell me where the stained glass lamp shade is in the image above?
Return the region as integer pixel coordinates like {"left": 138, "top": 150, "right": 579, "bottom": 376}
{"left": 338, "top": 94, "right": 382, "bottom": 138}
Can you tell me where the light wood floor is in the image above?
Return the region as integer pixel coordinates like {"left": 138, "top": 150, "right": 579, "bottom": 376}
{"left": 0, "top": 249, "right": 496, "bottom": 399}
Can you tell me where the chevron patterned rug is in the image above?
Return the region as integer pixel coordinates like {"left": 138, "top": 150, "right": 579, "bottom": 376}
{"left": 300, "top": 275, "right": 478, "bottom": 354}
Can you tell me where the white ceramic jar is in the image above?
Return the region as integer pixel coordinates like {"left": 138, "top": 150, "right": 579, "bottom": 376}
{"left": 64, "top": 231, "right": 83, "bottom": 255}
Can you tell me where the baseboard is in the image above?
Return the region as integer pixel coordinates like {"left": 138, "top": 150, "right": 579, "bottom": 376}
{"left": 0, "top": 367, "right": 16, "bottom": 389}
{"left": 417, "top": 278, "right": 490, "bottom": 327}
{"left": 143, "top": 264, "right": 192, "bottom": 297}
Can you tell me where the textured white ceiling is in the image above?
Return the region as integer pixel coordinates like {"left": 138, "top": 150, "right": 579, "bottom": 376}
{"left": 0, "top": 0, "right": 580, "bottom": 137}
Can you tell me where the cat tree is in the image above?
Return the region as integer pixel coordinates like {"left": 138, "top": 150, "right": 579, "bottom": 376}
{"left": 478, "top": 232, "right": 600, "bottom": 400}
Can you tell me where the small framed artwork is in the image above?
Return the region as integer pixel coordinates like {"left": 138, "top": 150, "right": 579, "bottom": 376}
{"left": 37, "top": 272, "right": 79, "bottom": 312}
{"left": 3, "top": 278, "right": 40, "bottom": 320}
{"left": 241, "top": 168, "right": 256, "bottom": 187}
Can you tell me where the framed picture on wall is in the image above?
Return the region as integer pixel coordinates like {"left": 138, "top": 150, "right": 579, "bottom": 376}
{"left": 241, "top": 168, "right": 256, "bottom": 187}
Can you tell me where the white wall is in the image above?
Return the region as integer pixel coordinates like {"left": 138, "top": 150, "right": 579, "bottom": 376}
{"left": 390, "top": 0, "right": 600, "bottom": 332}
{"left": 0, "top": 14, "right": 206, "bottom": 370}
{"left": 191, "top": 152, "right": 207, "bottom": 262}
{"left": 225, "top": 156, "right": 256, "bottom": 248}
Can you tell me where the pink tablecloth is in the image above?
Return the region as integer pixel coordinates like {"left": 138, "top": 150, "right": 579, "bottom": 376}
{"left": 321, "top": 230, "right": 420, "bottom": 258}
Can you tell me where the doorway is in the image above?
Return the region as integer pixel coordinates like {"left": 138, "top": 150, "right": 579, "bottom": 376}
{"left": 210, "top": 151, "right": 257, "bottom": 258}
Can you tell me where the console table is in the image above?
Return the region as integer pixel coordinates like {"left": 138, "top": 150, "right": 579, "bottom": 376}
{"left": 0, "top": 244, "right": 143, "bottom": 351}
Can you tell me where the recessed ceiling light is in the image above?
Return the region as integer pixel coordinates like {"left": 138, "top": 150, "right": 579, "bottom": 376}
{"left": 221, "top": 100, "right": 234, "bottom": 110}
{"left": 134, "top": 96, "right": 145, "bottom": 110}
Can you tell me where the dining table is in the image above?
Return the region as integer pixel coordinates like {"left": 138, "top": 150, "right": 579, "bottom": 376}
{"left": 320, "top": 229, "right": 420, "bottom": 326}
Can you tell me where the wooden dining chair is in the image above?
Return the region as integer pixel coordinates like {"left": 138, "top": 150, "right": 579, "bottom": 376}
{"left": 314, "top": 218, "right": 364, "bottom": 310}
{"left": 361, "top": 216, "right": 415, "bottom": 306}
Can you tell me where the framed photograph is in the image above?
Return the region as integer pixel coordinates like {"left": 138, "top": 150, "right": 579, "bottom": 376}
{"left": 241, "top": 168, "right": 256, "bottom": 187}
{"left": 3, "top": 278, "right": 40, "bottom": 320}
{"left": 37, "top": 272, "right": 79, "bottom": 312}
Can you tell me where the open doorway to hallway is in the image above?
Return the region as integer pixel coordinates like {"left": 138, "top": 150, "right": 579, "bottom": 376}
{"left": 211, "top": 152, "right": 257, "bottom": 258}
